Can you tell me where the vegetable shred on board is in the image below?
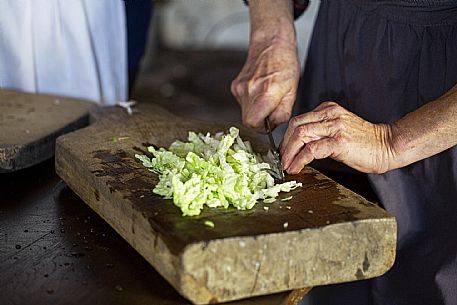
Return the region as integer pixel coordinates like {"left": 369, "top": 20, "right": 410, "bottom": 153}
{"left": 135, "top": 127, "right": 302, "bottom": 216}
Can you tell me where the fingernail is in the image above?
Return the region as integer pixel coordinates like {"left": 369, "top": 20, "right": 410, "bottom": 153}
{"left": 288, "top": 167, "right": 297, "bottom": 175}
{"left": 285, "top": 163, "right": 292, "bottom": 173}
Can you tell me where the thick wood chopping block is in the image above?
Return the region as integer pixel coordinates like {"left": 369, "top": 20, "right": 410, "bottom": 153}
{"left": 0, "top": 89, "right": 92, "bottom": 172}
{"left": 55, "top": 103, "right": 396, "bottom": 304}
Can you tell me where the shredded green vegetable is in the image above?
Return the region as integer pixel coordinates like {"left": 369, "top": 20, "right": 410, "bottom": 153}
{"left": 204, "top": 220, "right": 215, "bottom": 228}
{"left": 263, "top": 198, "right": 276, "bottom": 204}
{"left": 135, "top": 127, "right": 301, "bottom": 216}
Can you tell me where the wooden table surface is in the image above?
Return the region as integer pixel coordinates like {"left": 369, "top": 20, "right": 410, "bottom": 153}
{"left": 0, "top": 90, "right": 92, "bottom": 173}
{"left": 0, "top": 158, "right": 296, "bottom": 305}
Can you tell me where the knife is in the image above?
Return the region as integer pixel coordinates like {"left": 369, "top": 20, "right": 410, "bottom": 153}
{"left": 264, "top": 117, "right": 285, "bottom": 181}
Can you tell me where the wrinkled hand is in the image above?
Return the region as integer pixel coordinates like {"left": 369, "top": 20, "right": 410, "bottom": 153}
{"left": 281, "top": 102, "right": 396, "bottom": 174}
{"left": 231, "top": 37, "right": 300, "bottom": 131}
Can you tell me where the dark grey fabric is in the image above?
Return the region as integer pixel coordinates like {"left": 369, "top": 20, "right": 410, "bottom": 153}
{"left": 300, "top": 0, "right": 457, "bottom": 304}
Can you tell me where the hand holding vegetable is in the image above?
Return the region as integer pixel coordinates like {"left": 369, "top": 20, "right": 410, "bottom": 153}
{"left": 231, "top": 0, "right": 300, "bottom": 131}
{"left": 281, "top": 102, "right": 396, "bottom": 174}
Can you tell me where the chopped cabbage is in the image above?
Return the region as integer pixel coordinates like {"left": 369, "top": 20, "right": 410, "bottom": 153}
{"left": 135, "top": 127, "right": 302, "bottom": 216}
{"left": 204, "top": 220, "right": 215, "bottom": 228}
{"left": 281, "top": 196, "right": 293, "bottom": 201}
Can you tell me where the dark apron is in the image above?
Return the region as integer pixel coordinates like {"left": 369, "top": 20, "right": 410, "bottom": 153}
{"left": 300, "top": 1, "right": 457, "bottom": 304}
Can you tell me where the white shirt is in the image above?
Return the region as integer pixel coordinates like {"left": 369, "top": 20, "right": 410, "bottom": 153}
{"left": 0, "top": 0, "right": 128, "bottom": 105}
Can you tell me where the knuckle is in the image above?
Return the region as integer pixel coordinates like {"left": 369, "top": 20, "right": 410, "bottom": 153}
{"left": 332, "top": 117, "right": 344, "bottom": 130}
{"left": 326, "top": 104, "right": 341, "bottom": 115}
{"left": 289, "top": 116, "right": 301, "bottom": 129}
{"left": 318, "top": 109, "right": 330, "bottom": 121}
{"left": 269, "top": 114, "right": 282, "bottom": 126}
{"left": 274, "top": 110, "right": 291, "bottom": 123}
{"left": 282, "top": 111, "right": 292, "bottom": 122}
{"left": 334, "top": 134, "right": 346, "bottom": 146}
{"left": 242, "top": 117, "right": 251, "bottom": 128}
{"left": 235, "top": 83, "right": 245, "bottom": 96}
{"left": 324, "top": 101, "right": 338, "bottom": 107}
{"left": 305, "top": 142, "right": 317, "bottom": 154}
{"left": 297, "top": 125, "right": 309, "bottom": 137}
{"left": 243, "top": 115, "right": 257, "bottom": 129}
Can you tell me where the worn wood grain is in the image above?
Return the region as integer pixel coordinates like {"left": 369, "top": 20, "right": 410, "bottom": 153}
{"left": 55, "top": 103, "right": 397, "bottom": 304}
{"left": 0, "top": 89, "right": 93, "bottom": 172}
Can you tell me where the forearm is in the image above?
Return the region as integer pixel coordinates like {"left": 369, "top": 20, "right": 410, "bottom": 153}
{"left": 389, "top": 83, "right": 457, "bottom": 170}
{"left": 248, "top": 0, "right": 296, "bottom": 44}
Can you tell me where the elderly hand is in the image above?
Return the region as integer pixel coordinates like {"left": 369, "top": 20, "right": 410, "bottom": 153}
{"left": 231, "top": 35, "right": 300, "bottom": 132}
{"left": 280, "top": 102, "right": 397, "bottom": 174}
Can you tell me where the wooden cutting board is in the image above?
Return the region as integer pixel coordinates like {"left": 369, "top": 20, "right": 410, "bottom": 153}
{"left": 0, "top": 89, "right": 93, "bottom": 172}
{"left": 55, "top": 103, "right": 396, "bottom": 304}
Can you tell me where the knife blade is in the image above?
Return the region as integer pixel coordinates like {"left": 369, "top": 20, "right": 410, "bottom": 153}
{"left": 264, "top": 118, "right": 285, "bottom": 181}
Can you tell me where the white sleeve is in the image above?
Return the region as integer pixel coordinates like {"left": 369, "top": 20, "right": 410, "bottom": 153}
{"left": 0, "top": 0, "right": 128, "bottom": 105}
